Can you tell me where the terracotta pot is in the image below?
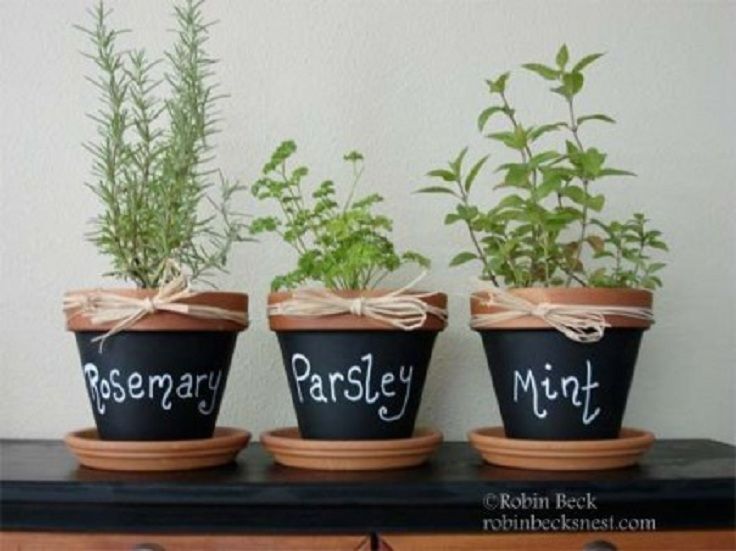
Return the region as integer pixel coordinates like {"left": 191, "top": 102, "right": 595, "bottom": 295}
{"left": 269, "top": 289, "right": 447, "bottom": 440}
{"left": 65, "top": 289, "right": 248, "bottom": 441}
{"left": 471, "top": 288, "right": 652, "bottom": 440}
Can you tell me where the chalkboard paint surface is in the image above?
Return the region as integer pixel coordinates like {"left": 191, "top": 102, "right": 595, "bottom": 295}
{"left": 277, "top": 331, "right": 439, "bottom": 440}
{"left": 480, "top": 329, "right": 644, "bottom": 440}
{"left": 75, "top": 331, "right": 237, "bottom": 441}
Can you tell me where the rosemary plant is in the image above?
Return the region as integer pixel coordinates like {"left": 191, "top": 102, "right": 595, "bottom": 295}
{"left": 77, "top": 0, "right": 248, "bottom": 288}
{"left": 421, "top": 45, "right": 667, "bottom": 289}
{"left": 250, "top": 141, "right": 429, "bottom": 291}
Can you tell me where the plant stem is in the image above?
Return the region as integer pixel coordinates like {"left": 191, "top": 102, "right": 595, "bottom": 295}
{"left": 631, "top": 230, "right": 646, "bottom": 281}
{"left": 455, "top": 180, "right": 499, "bottom": 286}
{"left": 499, "top": 91, "right": 551, "bottom": 285}
{"left": 565, "top": 95, "right": 590, "bottom": 287}
{"left": 278, "top": 163, "right": 310, "bottom": 254}
{"left": 561, "top": 265, "right": 588, "bottom": 286}
{"left": 499, "top": 92, "right": 534, "bottom": 175}
{"left": 343, "top": 161, "right": 364, "bottom": 213}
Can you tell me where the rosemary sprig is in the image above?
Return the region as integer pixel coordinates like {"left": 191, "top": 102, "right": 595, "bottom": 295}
{"left": 77, "top": 0, "right": 249, "bottom": 288}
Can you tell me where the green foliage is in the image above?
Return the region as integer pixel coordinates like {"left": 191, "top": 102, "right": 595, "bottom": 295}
{"left": 77, "top": 1, "right": 249, "bottom": 288}
{"left": 420, "top": 45, "right": 668, "bottom": 289}
{"left": 251, "top": 141, "right": 429, "bottom": 291}
{"left": 588, "top": 214, "right": 667, "bottom": 289}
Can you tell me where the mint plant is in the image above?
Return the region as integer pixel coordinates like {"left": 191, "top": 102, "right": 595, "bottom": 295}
{"left": 251, "top": 141, "right": 429, "bottom": 290}
{"left": 77, "top": 1, "right": 248, "bottom": 288}
{"left": 420, "top": 45, "right": 667, "bottom": 289}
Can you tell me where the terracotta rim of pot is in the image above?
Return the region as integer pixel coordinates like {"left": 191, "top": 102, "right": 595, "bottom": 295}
{"left": 470, "top": 287, "right": 653, "bottom": 330}
{"left": 268, "top": 289, "right": 448, "bottom": 331}
{"left": 64, "top": 289, "right": 248, "bottom": 332}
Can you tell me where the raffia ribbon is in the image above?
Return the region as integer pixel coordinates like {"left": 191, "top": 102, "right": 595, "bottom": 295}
{"left": 268, "top": 272, "right": 447, "bottom": 331}
{"left": 63, "top": 275, "right": 247, "bottom": 349}
{"left": 470, "top": 286, "right": 654, "bottom": 343}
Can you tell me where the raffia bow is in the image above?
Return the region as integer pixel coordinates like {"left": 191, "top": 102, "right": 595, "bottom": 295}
{"left": 64, "top": 275, "right": 247, "bottom": 350}
{"left": 268, "top": 272, "right": 447, "bottom": 331}
{"left": 470, "top": 286, "right": 654, "bottom": 343}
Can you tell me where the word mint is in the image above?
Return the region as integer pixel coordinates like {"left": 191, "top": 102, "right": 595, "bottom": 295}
{"left": 513, "top": 360, "right": 602, "bottom": 426}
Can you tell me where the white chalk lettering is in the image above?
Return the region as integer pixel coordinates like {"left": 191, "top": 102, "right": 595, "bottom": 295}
{"left": 581, "top": 361, "right": 601, "bottom": 425}
{"left": 110, "top": 369, "right": 125, "bottom": 403}
{"left": 561, "top": 376, "right": 582, "bottom": 406}
{"left": 83, "top": 363, "right": 104, "bottom": 414}
{"left": 289, "top": 353, "right": 415, "bottom": 423}
{"left": 329, "top": 372, "right": 344, "bottom": 402}
{"left": 541, "top": 363, "right": 558, "bottom": 400}
{"left": 514, "top": 369, "right": 548, "bottom": 419}
{"left": 381, "top": 372, "right": 396, "bottom": 397}
{"left": 99, "top": 378, "right": 111, "bottom": 401}
{"left": 198, "top": 370, "right": 223, "bottom": 415}
{"left": 80, "top": 363, "right": 223, "bottom": 416}
{"left": 309, "top": 374, "right": 328, "bottom": 403}
{"left": 363, "top": 354, "right": 380, "bottom": 405}
{"left": 195, "top": 373, "right": 207, "bottom": 398}
{"left": 291, "top": 354, "right": 311, "bottom": 403}
{"left": 378, "top": 365, "right": 413, "bottom": 422}
{"left": 128, "top": 372, "right": 144, "bottom": 399}
{"left": 176, "top": 373, "right": 194, "bottom": 399}
{"left": 513, "top": 360, "right": 602, "bottom": 427}
{"left": 344, "top": 365, "right": 363, "bottom": 402}
{"left": 148, "top": 373, "right": 173, "bottom": 410}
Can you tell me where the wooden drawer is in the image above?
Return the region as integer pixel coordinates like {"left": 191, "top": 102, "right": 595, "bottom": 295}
{"left": 3, "top": 530, "right": 736, "bottom": 551}
{"left": 0, "top": 532, "right": 371, "bottom": 551}
{"left": 378, "top": 530, "right": 736, "bottom": 550}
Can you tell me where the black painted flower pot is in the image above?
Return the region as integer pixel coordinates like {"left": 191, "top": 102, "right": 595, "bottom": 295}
{"left": 472, "top": 288, "right": 652, "bottom": 441}
{"left": 65, "top": 290, "right": 248, "bottom": 441}
{"left": 269, "top": 290, "right": 447, "bottom": 440}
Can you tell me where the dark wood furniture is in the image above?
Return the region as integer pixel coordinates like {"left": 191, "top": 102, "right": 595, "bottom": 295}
{"left": 2, "top": 438, "right": 734, "bottom": 550}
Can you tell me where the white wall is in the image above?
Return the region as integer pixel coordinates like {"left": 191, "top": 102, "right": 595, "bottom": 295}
{"left": 1, "top": 0, "right": 734, "bottom": 443}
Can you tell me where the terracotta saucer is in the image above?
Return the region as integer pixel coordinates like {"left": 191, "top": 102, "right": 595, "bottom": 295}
{"left": 260, "top": 427, "right": 443, "bottom": 471}
{"left": 65, "top": 427, "right": 250, "bottom": 472}
{"left": 468, "top": 426, "right": 654, "bottom": 471}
